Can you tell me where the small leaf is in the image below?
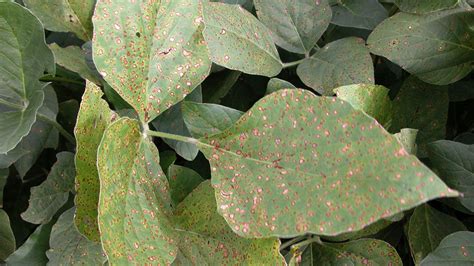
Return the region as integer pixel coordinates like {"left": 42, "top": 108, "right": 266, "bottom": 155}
{"left": 297, "top": 37, "right": 374, "bottom": 95}
{"left": 93, "top": 0, "right": 211, "bottom": 122}
{"left": 0, "top": 209, "right": 15, "bottom": 260}
{"left": 168, "top": 165, "right": 204, "bottom": 207}
{"left": 203, "top": 2, "right": 282, "bottom": 77}
{"left": 182, "top": 102, "right": 243, "bottom": 138}
{"left": 49, "top": 44, "right": 100, "bottom": 84}
{"left": 331, "top": 0, "right": 388, "bottom": 30}
{"left": 394, "top": 129, "right": 419, "bottom": 155}
{"left": 21, "top": 152, "right": 75, "bottom": 224}
{"left": 254, "top": 0, "right": 332, "bottom": 54}
{"left": 367, "top": 10, "right": 474, "bottom": 85}
{"left": 408, "top": 204, "right": 467, "bottom": 264}
{"left": 199, "top": 89, "right": 457, "bottom": 238}
{"left": 394, "top": 0, "right": 460, "bottom": 14}
{"left": 266, "top": 78, "right": 296, "bottom": 95}
{"left": 97, "top": 118, "right": 177, "bottom": 264}
{"left": 420, "top": 231, "right": 474, "bottom": 265}
{"left": 173, "top": 181, "right": 285, "bottom": 265}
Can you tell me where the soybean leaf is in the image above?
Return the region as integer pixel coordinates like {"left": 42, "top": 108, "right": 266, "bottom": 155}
{"left": 408, "top": 204, "right": 467, "bottom": 264}
{"left": 47, "top": 207, "right": 106, "bottom": 265}
{"left": 173, "top": 181, "right": 285, "bottom": 265}
{"left": 202, "top": 70, "right": 241, "bottom": 104}
{"left": 289, "top": 238, "right": 402, "bottom": 265}
{"left": 0, "top": 2, "right": 55, "bottom": 154}
{"left": 203, "top": 2, "right": 282, "bottom": 77}
{"left": 97, "top": 118, "right": 177, "bottom": 264}
{"left": 297, "top": 37, "right": 374, "bottom": 95}
{"left": 57, "top": 99, "right": 79, "bottom": 134}
{"left": 49, "top": 44, "right": 100, "bottom": 84}
{"left": 254, "top": 0, "right": 332, "bottom": 54}
{"left": 93, "top": 0, "right": 211, "bottom": 123}
{"left": 331, "top": 0, "right": 388, "bottom": 30}
{"left": 420, "top": 231, "right": 474, "bottom": 265}
{"left": 74, "top": 82, "right": 115, "bottom": 242}
{"left": 394, "top": 0, "right": 460, "bottom": 14}
{"left": 449, "top": 80, "right": 474, "bottom": 102}
{"left": 160, "top": 150, "right": 177, "bottom": 174}
{"left": 182, "top": 102, "right": 243, "bottom": 138}
{"left": 23, "top": 0, "right": 94, "bottom": 41}
{"left": 394, "top": 129, "right": 419, "bottom": 155}
{"left": 368, "top": 10, "right": 474, "bottom": 85}
{"left": 168, "top": 165, "right": 205, "bottom": 207}
{"left": 0, "top": 209, "right": 15, "bottom": 260}
{"left": 198, "top": 89, "right": 457, "bottom": 238}
{"left": 266, "top": 78, "right": 296, "bottom": 95}
{"left": 21, "top": 152, "right": 75, "bottom": 224}
{"left": 427, "top": 141, "right": 474, "bottom": 212}
{"left": 391, "top": 77, "right": 449, "bottom": 157}
{"left": 0, "top": 168, "right": 7, "bottom": 207}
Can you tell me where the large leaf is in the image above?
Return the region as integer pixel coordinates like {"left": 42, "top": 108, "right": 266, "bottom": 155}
{"left": 49, "top": 44, "right": 100, "bottom": 84}
{"left": 47, "top": 208, "right": 106, "bottom": 265}
{"left": 198, "top": 89, "right": 457, "bottom": 238}
{"left": 331, "top": 0, "right": 388, "bottom": 30}
{"left": 168, "top": 165, "right": 204, "bottom": 207}
{"left": 74, "top": 82, "right": 115, "bottom": 242}
{"left": 21, "top": 152, "right": 75, "bottom": 224}
{"left": 428, "top": 141, "right": 474, "bottom": 212}
{"left": 297, "top": 37, "right": 374, "bottom": 95}
{"left": 0, "top": 2, "right": 54, "bottom": 154}
{"left": 420, "top": 231, "right": 474, "bottom": 265}
{"left": 93, "top": 0, "right": 211, "bottom": 123}
{"left": 394, "top": 0, "right": 460, "bottom": 14}
{"left": 97, "top": 118, "right": 177, "bottom": 264}
{"left": 254, "top": 0, "right": 332, "bottom": 54}
{"left": 173, "top": 181, "right": 285, "bottom": 265}
{"left": 202, "top": 2, "right": 282, "bottom": 77}
{"left": 23, "top": 0, "right": 94, "bottom": 41}
{"left": 368, "top": 10, "right": 474, "bottom": 85}
{"left": 0, "top": 209, "right": 15, "bottom": 260}
{"left": 408, "top": 204, "right": 467, "bottom": 264}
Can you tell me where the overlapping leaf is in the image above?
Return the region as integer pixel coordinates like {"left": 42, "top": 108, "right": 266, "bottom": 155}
{"left": 49, "top": 44, "right": 100, "bottom": 84}
{"left": 394, "top": 129, "right": 419, "bottom": 155}
{"left": 331, "top": 0, "right": 387, "bottom": 30}
{"left": 168, "top": 165, "right": 204, "bottom": 207}
{"left": 0, "top": 209, "right": 15, "bottom": 260}
{"left": 266, "top": 78, "right": 296, "bottom": 95}
{"left": 420, "top": 231, "right": 474, "bottom": 265}
{"left": 198, "top": 89, "right": 457, "bottom": 238}
{"left": 93, "top": 0, "right": 211, "bottom": 122}
{"left": 394, "top": 0, "right": 460, "bottom": 14}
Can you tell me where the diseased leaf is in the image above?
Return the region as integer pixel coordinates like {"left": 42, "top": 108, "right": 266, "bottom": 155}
{"left": 173, "top": 181, "right": 285, "bottom": 265}
{"left": 182, "top": 102, "right": 243, "bottom": 138}
{"left": 428, "top": 141, "right": 474, "bottom": 212}
{"left": 0, "top": 168, "right": 7, "bottom": 207}
{"left": 97, "top": 118, "right": 177, "bottom": 264}
{"left": 331, "top": 0, "right": 388, "bottom": 30}
{"left": 394, "top": 129, "right": 418, "bottom": 155}
{"left": 168, "top": 165, "right": 204, "bottom": 207}
{"left": 254, "top": 0, "right": 332, "bottom": 54}
{"left": 203, "top": 2, "right": 282, "bottom": 77}
{"left": 47, "top": 208, "right": 106, "bottom": 265}
{"left": 21, "top": 152, "right": 75, "bottom": 224}
{"left": 0, "top": 209, "right": 15, "bottom": 260}
{"left": 266, "top": 78, "right": 296, "bottom": 95}
{"left": 0, "top": 2, "right": 55, "bottom": 154}
{"left": 49, "top": 44, "right": 100, "bottom": 84}
{"left": 74, "top": 82, "right": 115, "bottom": 242}
{"left": 297, "top": 37, "right": 374, "bottom": 95}
{"left": 198, "top": 89, "right": 457, "bottom": 238}
{"left": 420, "top": 231, "right": 474, "bottom": 265}
{"left": 408, "top": 204, "right": 467, "bottom": 264}
{"left": 93, "top": 0, "right": 211, "bottom": 122}
{"left": 394, "top": 0, "right": 460, "bottom": 14}
{"left": 367, "top": 10, "right": 474, "bottom": 85}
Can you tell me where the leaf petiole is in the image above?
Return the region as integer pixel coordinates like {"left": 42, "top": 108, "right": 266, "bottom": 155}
{"left": 282, "top": 58, "right": 307, "bottom": 69}
{"left": 37, "top": 113, "right": 76, "bottom": 145}
{"left": 146, "top": 129, "right": 199, "bottom": 145}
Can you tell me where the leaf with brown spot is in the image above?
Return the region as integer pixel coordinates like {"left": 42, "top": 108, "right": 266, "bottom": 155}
{"left": 420, "top": 231, "right": 474, "bottom": 265}
{"left": 394, "top": 0, "right": 460, "bottom": 14}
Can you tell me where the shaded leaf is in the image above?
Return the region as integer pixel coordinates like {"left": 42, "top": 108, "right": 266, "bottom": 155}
{"left": 323, "top": 218, "right": 393, "bottom": 242}
{"left": 202, "top": 70, "right": 241, "bottom": 104}
{"left": 420, "top": 231, "right": 474, "bottom": 265}
{"left": 455, "top": 132, "right": 474, "bottom": 145}
{"left": 266, "top": 78, "right": 296, "bottom": 95}
{"left": 49, "top": 44, "right": 100, "bottom": 84}
{"left": 57, "top": 99, "right": 80, "bottom": 134}
{"left": 408, "top": 204, "right": 467, "bottom": 264}
{"left": 331, "top": 0, "right": 388, "bottom": 30}
{"left": 0, "top": 168, "right": 7, "bottom": 207}
{"left": 254, "top": 0, "right": 332, "bottom": 54}
{"left": 198, "top": 89, "right": 457, "bottom": 238}
{"left": 203, "top": 2, "right": 282, "bottom": 77}
{"left": 394, "top": 0, "right": 460, "bottom": 14}
{"left": 93, "top": 0, "right": 211, "bottom": 122}
{"left": 368, "top": 10, "right": 474, "bottom": 85}
{"left": 168, "top": 165, "right": 204, "bottom": 207}
{"left": 297, "top": 37, "right": 374, "bottom": 95}
{"left": 21, "top": 152, "right": 75, "bottom": 224}
{"left": 394, "top": 128, "right": 419, "bottom": 155}
{"left": 160, "top": 150, "right": 177, "bottom": 174}
{"left": 97, "top": 118, "right": 177, "bottom": 264}
{"left": 0, "top": 209, "right": 15, "bottom": 260}
{"left": 211, "top": 0, "right": 253, "bottom": 11}
{"left": 448, "top": 80, "right": 474, "bottom": 102}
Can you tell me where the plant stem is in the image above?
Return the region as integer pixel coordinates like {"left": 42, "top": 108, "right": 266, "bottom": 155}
{"left": 37, "top": 113, "right": 76, "bottom": 145}
{"left": 146, "top": 130, "right": 199, "bottom": 144}
{"left": 40, "top": 76, "right": 84, "bottom": 86}
{"left": 282, "top": 58, "right": 307, "bottom": 69}
{"left": 292, "top": 235, "right": 322, "bottom": 249}
{"left": 280, "top": 235, "right": 308, "bottom": 251}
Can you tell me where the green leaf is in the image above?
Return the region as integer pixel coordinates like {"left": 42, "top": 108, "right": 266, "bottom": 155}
{"left": 391, "top": 77, "right": 449, "bottom": 157}
{"left": 211, "top": 0, "right": 253, "bottom": 11}
{"left": 23, "top": 0, "right": 94, "bottom": 41}
{"left": 290, "top": 238, "right": 402, "bottom": 265}
{"left": 0, "top": 209, "right": 15, "bottom": 260}
{"left": 97, "top": 118, "right": 177, "bottom": 264}
{"left": 331, "top": 0, "right": 388, "bottom": 30}
{"left": 202, "top": 70, "right": 241, "bottom": 104}
{"left": 21, "top": 152, "right": 75, "bottom": 224}
{"left": 266, "top": 78, "right": 296, "bottom": 95}
{"left": 182, "top": 102, "right": 243, "bottom": 138}
{"left": 367, "top": 10, "right": 474, "bottom": 85}
{"left": 74, "top": 81, "right": 115, "bottom": 242}
{"left": 0, "top": 2, "right": 54, "bottom": 154}
{"left": 173, "top": 181, "right": 285, "bottom": 265}
{"left": 203, "top": 2, "right": 282, "bottom": 77}
{"left": 394, "top": 0, "right": 460, "bottom": 14}
{"left": 47, "top": 208, "right": 106, "bottom": 265}
{"left": 297, "top": 37, "right": 374, "bottom": 96}
{"left": 160, "top": 150, "right": 177, "bottom": 174}
{"left": 334, "top": 84, "right": 392, "bottom": 128}
{"left": 254, "top": 0, "right": 332, "bottom": 54}
{"left": 49, "top": 44, "right": 100, "bottom": 84}
{"left": 93, "top": 0, "right": 211, "bottom": 123}
{"left": 394, "top": 129, "right": 419, "bottom": 155}
{"left": 0, "top": 168, "right": 7, "bottom": 207}
{"left": 420, "top": 231, "right": 474, "bottom": 265}
{"left": 168, "top": 165, "right": 205, "bottom": 207}
{"left": 322, "top": 218, "right": 393, "bottom": 242}
{"left": 198, "top": 89, "right": 457, "bottom": 238}
{"left": 427, "top": 141, "right": 474, "bottom": 212}
{"left": 408, "top": 204, "right": 467, "bottom": 264}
